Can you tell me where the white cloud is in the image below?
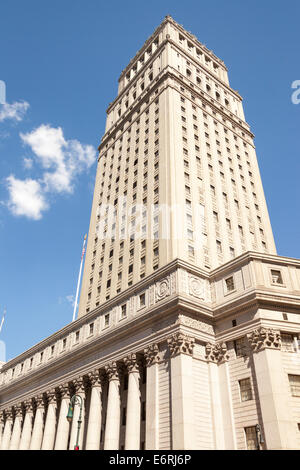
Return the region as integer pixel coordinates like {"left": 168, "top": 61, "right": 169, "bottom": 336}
{"left": 6, "top": 175, "right": 48, "bottom": 220}
{"left": 66, "top": 295, "right": 75, "bottom": 307}
{"left": 0, "top": 101, "right": 29, "bottom": 122}
{"left": 20, "top": 124, "right": 96, "bottom": 193}
{"left": 5, "top": 124, "right": 96, "bottom": 220}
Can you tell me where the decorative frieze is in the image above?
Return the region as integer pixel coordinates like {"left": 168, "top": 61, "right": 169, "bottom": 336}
{"left": 247, "top": 327, "right": 281, "bottom": 352}
{"left": 176, "top": 314, "right": 214, "bottom": 334}
{"left": 144, "top": 343, "right": 160, "bottom": 366}
{"left": 205, "top": 342, "right": 229, "bottom": 363}
{"left": 188, "top": 275, "right": 205, "bottom": 300}
{"left": 156, "top": 277, "right": 170, "bottom": 301}
{"left": 167, "top": 332, "right": 195, "bottom": 357}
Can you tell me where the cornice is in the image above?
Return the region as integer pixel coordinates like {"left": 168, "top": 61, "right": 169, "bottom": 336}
{"left": 118, "top": 16, "right": 227, "bottom": 83}
{"left": 100, "top": 66, "right": 254, "bottom": 154}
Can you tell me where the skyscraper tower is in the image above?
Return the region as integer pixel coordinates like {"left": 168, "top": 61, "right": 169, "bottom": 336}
{"left": 0, "top": 17, "right": 299, "bottom": 451}
{"left": 78, "top": 15, "right": 276, "bottom": 317}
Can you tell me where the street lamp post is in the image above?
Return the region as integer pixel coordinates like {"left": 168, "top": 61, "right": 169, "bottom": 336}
{"left": 66, "top": 394, "right": 83, "bottom": 450}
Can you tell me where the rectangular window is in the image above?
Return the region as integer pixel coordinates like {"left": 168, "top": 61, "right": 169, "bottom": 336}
{"left": 121, "top": 304, "right": 127, "bottom": 318}
{"left": 234, "top": 337, "right": 247, "bottom": 358}
{"left": 288, "top": 375, "right": 300, "bottom": 397}
{"left": 271, "top": 269, "right": 283, "bottom": 285}
{"left": 281, "top": 333, "right": 294, "bottom": 352}
{"left": 104, "top": 314, "right": 110, "bottom": 327}
{"left": 239, "top": 378, "right": 253, "bottom": 402}
{"left": 225, "top": 276, "right": 235, "bottom": 292}
{"left": 245, "top": 426, "right": 257, "bottom": 450}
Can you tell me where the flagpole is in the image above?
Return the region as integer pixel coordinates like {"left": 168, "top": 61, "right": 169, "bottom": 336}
{"left": 0, "top": 307, "right": 6, "bottom": 335}
{"left": 72, "top": 235, "right": 87, "bottom": 322}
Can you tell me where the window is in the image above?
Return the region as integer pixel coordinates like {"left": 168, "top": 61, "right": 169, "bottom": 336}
{"left": 139, "top": 293, "right": 146, "bottom": 307}
{"left": 245, "top": 426, "right": 258, "bottom": 450}
{"left": 104, "top": 314, "right": 110, "bottom": 327}
{"left": 225, "top": 276, "right": 235, "bottom": 292}
{"left": 121, "top": 304, "right": 127, "bottom": 318}
{"left": 289, "top": 375, "right": 300, "bottom": 396}
{"left": 271, "top": 270, "right": 283, "bottom": 285}
{"left": 234, "top": 337, "right": 247, "bottom": 358}
{"left": 62, "top": 338, "right": 67, "bottom": 349}
{"left": 281, "top": 333, "right": 294, "bottom": 352}
{"left": 89, "top": 323, "right": 94, "bottom": 335}
{"left": 75, "top": 331, "right": 80, "bottom": 343}
{"left": 239, "top": 378, "right": 253, "bottom": 402}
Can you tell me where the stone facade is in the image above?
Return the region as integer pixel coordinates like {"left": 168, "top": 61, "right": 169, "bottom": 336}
{"left": 0, "top": 16, "right": 299, "bottom": 450}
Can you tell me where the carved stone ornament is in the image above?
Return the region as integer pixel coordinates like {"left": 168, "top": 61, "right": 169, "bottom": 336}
{"left": 156, "top": 278, "right": 170, "bottom": 301}
{"left": 144, "top": 343, "right": 160, "bottom": 366}
{"left": 123, "top": 353, "right": 140, "bottom": 373}
{"left": 45, "top": 389, "right": 57, "bottom": 405}
{"left": 105, "top": 361, "right": 120, "bottom": 381}
{"left": 72, "top": 377, "right": 85, "bottom": 394}
{"left": 13, "top": 404, "right": 23, "bottom": 417}
{"left": 189, "top": 276, "right": 205, "bottom": 300}
{"left": 205, "top": 342, "right": 229, "bottom": 363}
{"left": 57, "top": 383, "right": 70, "bottom": 399}
{"left": 5, "top": 408, "right": 13, "bottom": 420}
{"left": 23, "top": 399, "right": 34, "bottom": 413}
{"left": 88, "top": 370, "right": 103, "bottom": 387}
{"left": 247, "top": 327, "right": 281, "bottom": 352}
{"left": 34, "top": 394, "right": 45, "bottom": 409}
{"left": 176, "top": 314, "right": 214, "bottom": 334}
{"left": 167, "top": 332, "right": 195, "bottom": 357}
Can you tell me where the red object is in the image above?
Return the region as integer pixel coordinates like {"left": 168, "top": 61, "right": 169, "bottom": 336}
{"left": 74, "top": 445, "right": 80, "bottom": 450}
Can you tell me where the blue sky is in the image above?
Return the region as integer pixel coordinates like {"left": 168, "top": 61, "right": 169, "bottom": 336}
{"left": 0, "top": 0, "right": 299, "bottom": 361}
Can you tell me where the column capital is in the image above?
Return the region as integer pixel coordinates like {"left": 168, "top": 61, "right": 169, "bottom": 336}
{"left": 5, "top": 408, "right": 13, "bottom": 420}
{"left": 88, "top": 369, "right": 104, "bottom": 387}
{"left": 105, "top": 361, "right": 121, "bottom": 381}
{"left": 45, "top": 389, "right": 58, "bottom": 405}
{"left": 144, "top": 343, "right": 160, "bottom": 366}
{"left": 72, "top": 376, "right": 86, "bottom": 394}
{"left": 13, "top": 404, "right": 23, "bottom": 417}
{"left": 123, "top": 353, "right": 141, "bottom": 373}
{"left": 247, "top": 327, "right": 281, "bottom": 352}
{"left": 23, "top": 399, "right": 34, "bottom": 413}
{"left": 57, "top": 383, "right": 70, "bottom": 399}
{"left": 34, "top": 394, "right": 45, "bottom": 409}
{"left": 167, "top": 332, "right": 195, "bottom": 358}
{"left": 205, "top": 342, "right": 229, "bottom": 363}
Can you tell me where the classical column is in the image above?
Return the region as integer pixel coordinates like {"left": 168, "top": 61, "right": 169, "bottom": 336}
{"left": 0, "top": 412, "right": 4, "bottom": 448}
{"left": 124, "top": 353, "right": 141, "bottom": 450}
{"left": 0, "top": 409, "right": 13, "bottom": 450}
{"left": 248, "top": 327, "right": 298, "bottom": 450}
{"left": 144, "top": 343, "right": 160, "bottom": 450}
{"left": 41, "top": 389, "right": 58, "bottom": 450}
{"left": 85, "top": 370, "right": 103, "bottom": 450}
{"left": 104, "top": 362, "right": 121, "bottom": 450}
{"left": 9, "top": 405, "right": 23, "bottom": 450}
{"left": 29, "top": 395, "right": 45, "bottom": 450}
{"left": 54, "top": 384, "right": 70, "bottom": 450}
{"left": 19, "top": 400, "right": 34, "bottom": 450}
{"left": 205, "top": 342, "right": 235, "bottom": 449}
{"left": 168, "top": 332, "right": 195, "bottom": 450}
{"left": 68, "top": 377, "right": 86, "bottom": 450}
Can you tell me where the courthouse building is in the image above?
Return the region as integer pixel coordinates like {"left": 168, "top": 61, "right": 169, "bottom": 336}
{"left": 0, "top": 16, "right": 300, "bottom": 450}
